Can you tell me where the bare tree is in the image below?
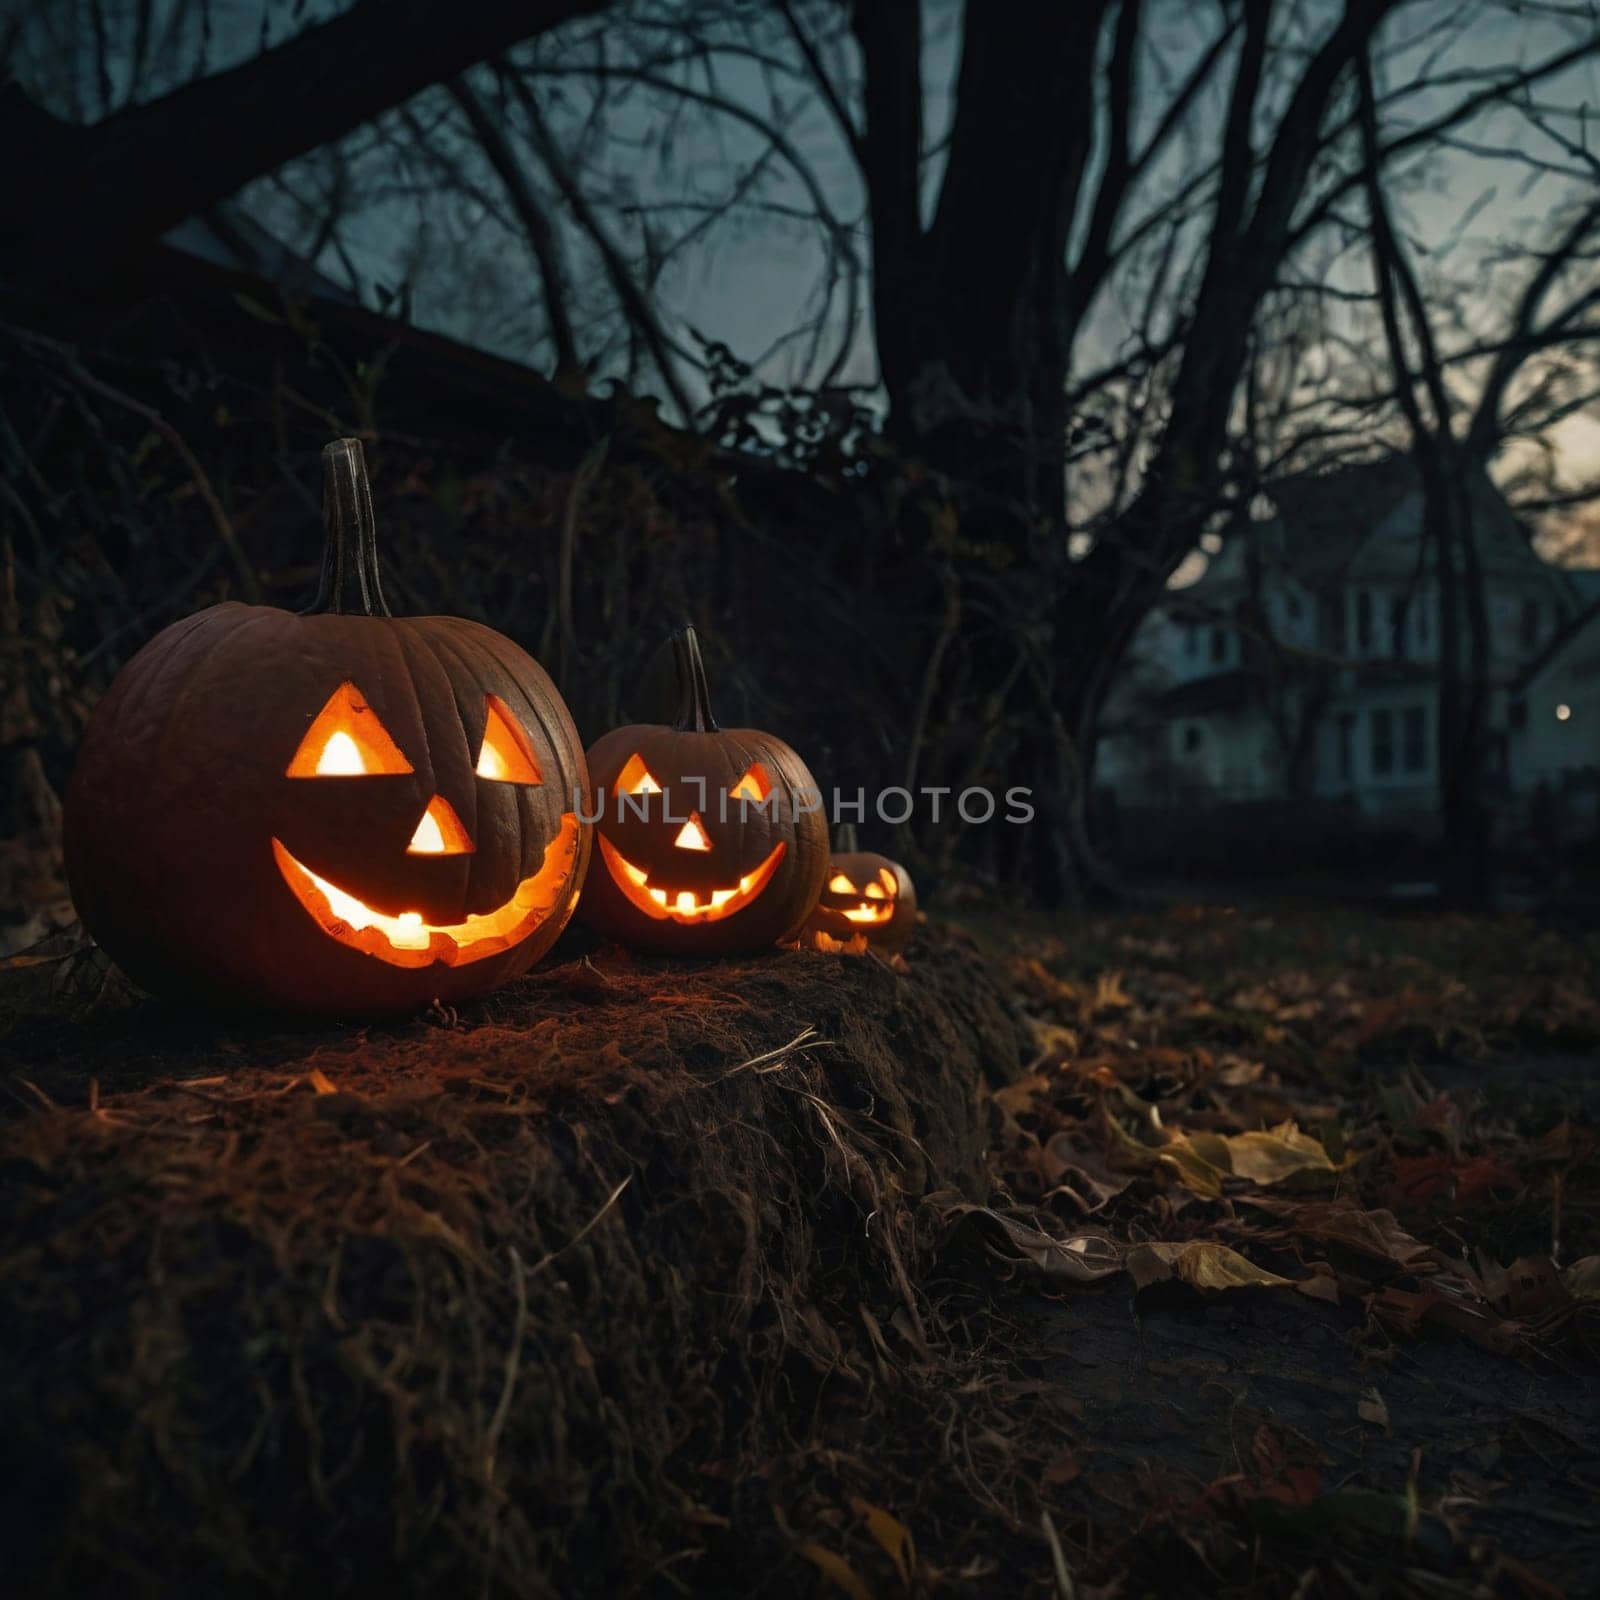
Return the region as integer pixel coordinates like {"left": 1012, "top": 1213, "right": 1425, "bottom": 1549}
{"left": 0, "top": 0, "right": 611, "bottom": 279}
{"left": 7, "top": 0, "right": 1598, "bottom": 903}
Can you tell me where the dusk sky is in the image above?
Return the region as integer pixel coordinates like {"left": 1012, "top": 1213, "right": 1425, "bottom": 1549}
{"left": 12, "top": 0, "right": 1600, "bottom": 548}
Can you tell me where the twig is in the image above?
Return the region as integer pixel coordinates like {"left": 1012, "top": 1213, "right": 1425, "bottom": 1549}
{"left": 717, "top": 1024, "right": 830, "bottom": 1080}
{"left": 484, "top": 1244, "right": 529, "bottom": 1475}
{"left": 555, "top": 437, "right": 608, "bottom": 690}
{"left": 1041, "top": 1509, "right": 1076, "bottom": 1600}
{"left": 0, "top": 320, "right": 260, "bottom": 600}
{"left": 525, "top": 1172, "right": 633, "bottom": 1281}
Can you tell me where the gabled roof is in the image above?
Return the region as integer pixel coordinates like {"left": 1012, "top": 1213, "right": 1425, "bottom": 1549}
{"left": 1263, "top": 454, "right": 1547, "bottom": 590}
{"left": 165, "top": 204, "right": 361, "bottom": 305}
{"left": 1265, "top": 456, "right": 1419, "bottom": 586}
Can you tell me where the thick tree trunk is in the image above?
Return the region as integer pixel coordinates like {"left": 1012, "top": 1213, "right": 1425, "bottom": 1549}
{"left": 855, "top": 0, "right": 1107, "bottom": 522}
{"left": 1435, "top": 479, "right": 1494, "bottom": 908}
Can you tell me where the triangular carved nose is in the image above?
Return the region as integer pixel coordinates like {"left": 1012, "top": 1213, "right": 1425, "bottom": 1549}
{"left": 673, "top": 812, "right": 713, "bottom": 852}
{"left": 407, "top": 795, "right": 475, "bottom": 855}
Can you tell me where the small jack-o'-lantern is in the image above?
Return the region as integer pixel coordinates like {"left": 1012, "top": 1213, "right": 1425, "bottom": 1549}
{"left": 801, "top": 825, "right": 917, "bottom": 955}
{"left": 578, "top": 626, "right": 827, "bottom": 955}
{"left": 64, "top": 439, "right": 592, "bottom": 1016}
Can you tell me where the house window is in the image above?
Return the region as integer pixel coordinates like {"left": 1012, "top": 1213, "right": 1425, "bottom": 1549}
{"left": 1401, "top": 706, "right": 1426, "bottom": 773}
{"left": 1209, "top": 627, "right": 1226, "bottom": 664}
{"left": 1371, "top": 708, "right": 1394, "bottom": 775}
{"left": 1324, "top": 594, "right": 1346, "bottom": 653}
{"left": 1356, "top": 591, "right": 1373, "bottom": 654}
{"left": 1389, "top": 596, "right": 1408, "bottom": 659}
{"left": 1416, "top": 593, "right": 1431, "bottom": 647}
{"left": 1520, "top": 599, "right": 1541, "bottom": 652}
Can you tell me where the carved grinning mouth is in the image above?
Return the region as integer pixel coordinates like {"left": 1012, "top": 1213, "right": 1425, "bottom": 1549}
{"left": 598, "top": 835, "right": 786, "bottom": 923}
{"left": 272, "top": 812, "right": 581, "bottom": 967}
{"left": 828, "top": 900, "right": 896, "bottom": 925}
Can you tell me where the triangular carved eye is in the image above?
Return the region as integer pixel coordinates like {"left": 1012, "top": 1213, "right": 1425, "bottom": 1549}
{"left": 288, "top": 682, "right": 414, "bottom": 777}
{"left": 616, "top": 753, "right": 662, "bottom": 796}
{"left": 476, "top": 696, "right": 542, "bottom": 783}
{"left": 828, "top": 873, "right": 855, "bottom": 894}
{"left": 730, "top": 763, "right": 771, "bottom": 804}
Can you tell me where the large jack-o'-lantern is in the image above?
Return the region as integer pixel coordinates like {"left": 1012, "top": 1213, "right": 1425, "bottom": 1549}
{"left": 578, "top": 626, "right": 828, "bottom": 955}
{"left": 64, "top": 439, "right": 591, "bottom": 1016}
{"left": 801, "top": 824, "right": 917, "bottom": 956}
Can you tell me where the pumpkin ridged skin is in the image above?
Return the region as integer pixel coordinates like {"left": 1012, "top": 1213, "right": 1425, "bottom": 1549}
{"left": 577, "top": 628, "right": 827, "bottom": 956}
{"left": 65, "top": 441, "right": 592, "bottom": 1018}
{"left": 802, "top": 852, "right": 917, "bottom": 956}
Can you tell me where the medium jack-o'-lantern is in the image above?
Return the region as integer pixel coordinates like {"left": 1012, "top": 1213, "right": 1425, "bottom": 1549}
{"left": 64, "top": 439, "right": 591, "bottom": 1016}
{"left": 578, "top": 626, "right": 827, "bottom": 955}
{"left": 801, "top": 825, "right": 917, "bottom": 955}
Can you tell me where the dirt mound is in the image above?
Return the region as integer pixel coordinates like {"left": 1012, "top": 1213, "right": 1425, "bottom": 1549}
{"left": 0, "top": 927, "right": 1025, "bottom": 1597}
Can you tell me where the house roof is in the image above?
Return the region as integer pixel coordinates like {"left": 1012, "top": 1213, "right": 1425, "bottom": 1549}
{"left": 1266, "top": 456, "right": 1419, "bottom": 586}
{"left": 1178, "top": 455, "right": 1550, "bottom": 604}
{"left": 164, "top": 205, "right": 361, "bottom": 305}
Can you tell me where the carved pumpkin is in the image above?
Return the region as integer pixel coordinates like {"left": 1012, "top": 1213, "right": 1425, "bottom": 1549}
{"left": 801, "top": 825, "right": 917, "bottom": 955}
{"left": 64, "top": 439, "right": 591, "bottom": 1016}
{"left": 579, "top": 626, "right": 827, "bottom": 955}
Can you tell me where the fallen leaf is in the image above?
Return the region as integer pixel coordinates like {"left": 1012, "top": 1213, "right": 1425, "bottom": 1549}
{"left": 1126, "top": 1241, "right": 1292, "bottom": 1294}
{"left": 848, "top": 1497, "right": 914, "bottom": 1589}
{"left": 1257, "top": 1201, "right": 1437, "bottom": 1270}
{"left": 1357, "top": 1387, "right": 1389, "bottom": 1429}
{"left": 1222, "top": 1122, "right": 1338, "bottom": 1185}
{"left": 1295, "top": 1268, "right": 1341, "bottom": 1304}
{"left": 1564, "top": 1256, "right": 1600, "bottom": 1301}
{"left": 796, "top": 1541, "right": 876, "bottom": 1600}
{"left": 1038, "top": 1130, "right": 1134, "bottom": 1213}
{"left": 937, "top": 1202, "right": 1123, "bottom": 1283}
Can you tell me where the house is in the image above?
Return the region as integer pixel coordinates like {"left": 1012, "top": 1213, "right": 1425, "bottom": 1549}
{"left": 1096, "top": 457, "right": 1600, "bottom": 826}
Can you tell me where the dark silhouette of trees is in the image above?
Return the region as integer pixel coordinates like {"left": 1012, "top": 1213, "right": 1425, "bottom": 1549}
{"left": 1, "top": 0, "right": 609, "bottom": 280}
{"left": 6, "top": 0, "right": 1598, "bottom": 902}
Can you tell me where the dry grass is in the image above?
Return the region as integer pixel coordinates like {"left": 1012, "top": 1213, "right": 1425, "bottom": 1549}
{"left": 0, "top": 926, "right": 1024, "bottom": 1597}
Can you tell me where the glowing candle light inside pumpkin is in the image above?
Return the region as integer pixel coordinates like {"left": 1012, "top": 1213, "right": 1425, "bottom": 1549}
{"left": 317, "top": 730, "right": 365, "bottom": 776}
{"left": 674, "top": 816, "right": 712, "bottom": 851}
{"left": 410, "top": 810, "right": 447, "bottom": 854}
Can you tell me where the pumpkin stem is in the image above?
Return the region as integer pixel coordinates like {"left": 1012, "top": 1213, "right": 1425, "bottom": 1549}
{"left": 834, "top": 821, "right": 860, "bottom": 853}
{"left": 308, "top": 438, "right": 392, "bottom": 617}
{"left": 672, "top": 625, "right": 719, "bottom": 733}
